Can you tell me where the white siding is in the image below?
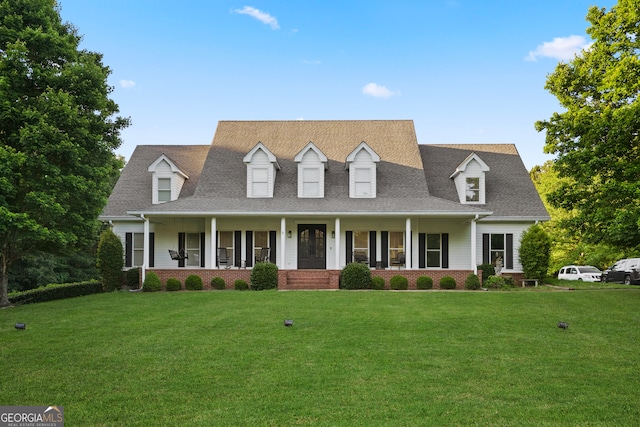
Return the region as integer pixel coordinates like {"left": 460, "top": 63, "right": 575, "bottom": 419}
{"left": 298, "top": 150, "right": 324, "bottom": 198}
{"left": 476, "top": 222, "right": 534, "bottom": 272}
{"left": 246, "top": 149, "right": 276, "bottom": 198}
{"left": 349, "top": 150, "right": 377, "bottom": 198}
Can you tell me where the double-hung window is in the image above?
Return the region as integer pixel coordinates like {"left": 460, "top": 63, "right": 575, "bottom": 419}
{"left": 426, "top": 234, "right": 441, "bottom": 268}
{"left": 465, "top": 177, "right": 480, "bottom": 202}
{"left": 133, "top": 233, "right": 144, "bottom": 266}
{"left": 353, "top": 231, "right": 369, "bottom": 263}
{"left": 186, "top": 233, "right": 201, "bottom": 267}
{"left": 158, "top": 178, "right": 171, "bottom": 202}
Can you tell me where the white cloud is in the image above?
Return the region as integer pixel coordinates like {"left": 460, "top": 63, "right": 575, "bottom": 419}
{"left": 362, "top": 83, "right": 399, "bottom": 99}
{"left": 234, "top": 6, "right": 279, "bottom": 30}
{"left": 119, "top": 79, "right": 136, "bottom": 89}
{"left": 303, "top": 59, "right": 321, "bottom": 65}
{"left": 526, "top": 35, "right": 591, "bottom": 61}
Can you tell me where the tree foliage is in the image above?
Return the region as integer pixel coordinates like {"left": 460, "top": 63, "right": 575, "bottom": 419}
{"left": 519, "top": 224, "right": 551, "bottom": 281}
{"left": 535, "top": 0, "right": 640, "bottom": 251}
{"left": 0, "top": 0, "right": 128, "bottom": 306}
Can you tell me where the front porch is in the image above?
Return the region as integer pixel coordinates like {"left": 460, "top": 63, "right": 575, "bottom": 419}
{"left": 143, "top": 268, "right": 512, "bottom": 290}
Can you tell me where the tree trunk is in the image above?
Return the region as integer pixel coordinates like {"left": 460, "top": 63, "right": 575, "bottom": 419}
{"left": 0, "top": 253, "right": 11, "bottom": 307}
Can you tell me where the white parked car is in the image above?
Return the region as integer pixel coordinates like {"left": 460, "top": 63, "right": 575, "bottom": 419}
{"left": 558, "top": 265, "right": 602, "bottom": 282}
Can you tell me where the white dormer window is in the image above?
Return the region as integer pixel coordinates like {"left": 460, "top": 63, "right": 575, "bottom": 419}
{"left": 346, "top": 142, "right": 380, "bottom": 198}
{"left": 148, "top": 154, "right": 189, "bottom": 204}
{"left": 243, "top": 142, "right": 280, "bottom": 198}
{"left": 450, "top": 153, "right": 489, "bottom": 204}
{"left": 294, "top": 142, "right": 328, "bottom": 198}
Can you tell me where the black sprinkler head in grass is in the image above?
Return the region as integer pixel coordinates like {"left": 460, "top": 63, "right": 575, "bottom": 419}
{"left": 557, "top": 322, "right": 569, "bottom": 329}
{"left": 15, "top": 323, "right": 26, "bottom": 329}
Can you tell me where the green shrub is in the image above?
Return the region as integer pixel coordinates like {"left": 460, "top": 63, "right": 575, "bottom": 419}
{"left": 96, "top": 229, "right": 124, "bottom": 292}
{"left": 371, "top": 276, "right": 385, "bottom": 290}
{"left": 124, "top": 268, "right": 140, "bottom": 289}
{"left": 502, "top": 275, "right": 515, "bottom": 287}
{"left": 519, "top": 224, "right": 551, "bottom": 281}
{"left": 416, "top": 276, "right": 433, "bottom": 290}
{"left": 211, "top": 277, "right": 226, "bottom": 290}
{"left": 390, "top": 275, "right": 409, "bottom": 290}
{"left": 8, "top": 281, "right": 103, "bottom": 305}
{"left": 185, "top": 275, "right": 203, "bottom": 291}
{"left": 340, "top": 262, "right": 372, "bottom": 289}
{"left": 464, "top": 274, "right": 481, "bottom": 290}
{"left": 485, "top": 275, "right": 507, "bottom": 289}
{"left": 477, "top": 263, "right": 495, "bottom": 283}
{"left": 439, "top": 276, "right": 457, "bottom": 290}
{"left": 165, "top": 278, "right": 181, "bottom": 291}
{"left": 250, "top": 262, "right": 278, "bottom": 290}
{"left": 142, "top": 272, "right": 161, "bottom": 292}
{"left": 234, "top": 279, "right": 249, "bottom": 291}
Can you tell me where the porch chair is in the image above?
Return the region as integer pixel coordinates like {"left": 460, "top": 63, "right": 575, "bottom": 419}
{"left": 256, "top": 247, "right": 270, "bottom": 264}
{"left": 390, "top": 251, "right": 405, "bottom": 269}
{"left": 353, "top": 251, "right": 368, "bottom": 264}
{"left": 168, "top": 249, "right": 188, "bottom": 261}
{"left": 217, "top": 247, "right": 232, "bottom": 269}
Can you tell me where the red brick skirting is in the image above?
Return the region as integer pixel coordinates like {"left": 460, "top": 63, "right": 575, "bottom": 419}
{"left": 141, "top": 268, "right": 526, "bottom": 290}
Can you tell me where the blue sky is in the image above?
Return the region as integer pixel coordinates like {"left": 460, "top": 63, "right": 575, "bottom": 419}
{"left": 57, "top": 0, "right": 617, "bottom": 170}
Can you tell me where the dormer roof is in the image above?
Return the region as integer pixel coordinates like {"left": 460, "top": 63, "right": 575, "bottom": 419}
{"left": 345, "top": 141, "right": 381, "bottom": 169}
{"left": 147, "top": 153, "right": 189, "bottom": 179}
{"left": 243, "top": 142, "right": 281, "bottom": 170}
{"left": 449, "top": 152, "right": 490, "bottom": 179}
{"left": 294, "top": 141, "right": 328, "bottom": 169}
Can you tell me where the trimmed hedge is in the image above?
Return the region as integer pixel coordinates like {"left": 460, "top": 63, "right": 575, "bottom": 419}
{"left": 143, "top": 272, "right": 161, "bottom": 292}
{"left": 340, "top": 262, "right": 372, "bottom": 290}
{"left": 250, "top": 262, "right": 278, "bottom": 290}
{"left": 371, "top": 276, "right": 385, "bottom": 290}
{"left": 165, "top": 278, "right": 182, "bottom": 291}
{"left": 185, "top": 275, "right": 203, "bottom": 291}
{"left": 464, "top": 274, "right": 481, "bottom": 290}
{"left": 439, "top": 276, "right": 457, "bottom": 290}
{"left": 234, "top": 279, "right": 249, "bottom": 291}
{"left": 8, "top": 281, "right": 103, "bottom": 305}
{"left": 211, "top": 277, "right": 226, "bottom": 290}
{"left": 416, "top": 276, "right": 433, "bottom": 290}
{"left": 124, "top": 268, "right": 141, "bottom": 289}
{"left": 390, "top": 275, "right": 409, "bottom": 290}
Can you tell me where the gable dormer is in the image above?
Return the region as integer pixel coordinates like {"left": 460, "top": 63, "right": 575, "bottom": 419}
{"left": 294, "top": 142, "right": 328, "bottom": 198}
{"left": 346, "top": 141, "right": 380, "bottom": 198}
{"left": 243, "top": 142, "right": 280, "bottom": 198}
{"left": 449, "top": 152, "right": 490, "bottom": 204}
{"left": 148, "top": 154, "right": 189, "bottom": 204}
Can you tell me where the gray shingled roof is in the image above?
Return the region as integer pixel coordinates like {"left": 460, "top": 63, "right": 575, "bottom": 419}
{"left": 101, "top": 121, "right": 548, "bottom": 219}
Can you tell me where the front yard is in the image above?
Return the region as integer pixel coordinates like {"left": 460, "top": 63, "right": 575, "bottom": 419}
{"left": 1, "top": 289, "right": 638, "bottom": 425}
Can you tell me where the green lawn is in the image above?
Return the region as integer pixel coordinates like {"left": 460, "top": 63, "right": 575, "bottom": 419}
{"left": 1, "top": 289, "right": 639, "bottom": 426}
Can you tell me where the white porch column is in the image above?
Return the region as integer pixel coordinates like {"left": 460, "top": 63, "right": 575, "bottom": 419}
{"left": 142, "top": 214, "right": 149, "bottom": 283}
{"left": 334, "top": 217, "right": 341, "bottom": 269}
{"left": 280, "top": 217, "right": 286, "bottom": 269}
{"left": 211, "top": 217, "right": 217, "bottom": 269}
{"left": 471, "top": 215, "right": 478, "bottom": 274}
{"left": 405, "top": 218, "right": 412, "bottom": 269}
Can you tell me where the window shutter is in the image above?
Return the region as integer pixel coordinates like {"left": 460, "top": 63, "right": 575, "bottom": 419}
{"left": 149, "top": 233, "right": 155, "bottom": 268}
{"left": 234, "top": 231, "right": 242, "bottom": 267}
{"left": 506, "top": 234, "right": 513, "bottom": 269}
{"left": 418, "top": 233, "right": 425, "bottom": 268}
{"left": 369, "top": 231, "right": 376, "bottom": 268}
{"left": 178, "top": 233, "right": 185, "bottom": 268}
{"left": 442, "top": 233, "right": 449, "bottom": 269}
{"left": 125, "top": 233, "right": 133, "bottom": 268}
{"left": 381, "top": 231, "right": 389, "bottom": 268}
{"left": 345, "top": 231, "right": 353, "bottom": 265}
{"left": 482, "top": 234, "right": 490, "bottom": 265}
{"left": 269, "top": 230, "right": 277, "bottom": 263}
{"left": 246, "top": 230, "right": 253, "bottom": 267}
{"left": 200, "top": 232, "right": 206, "bottom": 268}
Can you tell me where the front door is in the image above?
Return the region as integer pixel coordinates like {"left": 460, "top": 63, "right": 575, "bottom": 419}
{"left": 298, "top": 224, "right": 326, "bottom": 269}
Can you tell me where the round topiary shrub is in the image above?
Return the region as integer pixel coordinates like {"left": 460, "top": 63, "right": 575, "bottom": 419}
{"left": 440, "top": 276, "right": 457, "bottom": 290}
{"left": 250, "top": 262, "right": 279, "bottom": 290}
{"left": 185, "top": 274, "right": 203, "bottom": 291}
{"left": 371, "top": 276, "right": 385, "bottom": 290}
{"left": 340, "top": 262, "right": 372, "bottom": 290}
{"left": 464, "top": 273, "right": 481, "bottom": 290}
{"left": 234, "top": 279, "right": 249, "bottom": 291}
{"left": 416, "top": 276, "right": 433, "bottom": 290}
{"left": 142, "top": 271, "right": 161, "bottom": 292}
{"left": 166, "top": 278, "right": 181, "bottom": 291}
{"left": 211, "top": 276, "right": 226, "bottom": 290}
{"left": 390, "top": 275, "right": 409, "bottom": 290}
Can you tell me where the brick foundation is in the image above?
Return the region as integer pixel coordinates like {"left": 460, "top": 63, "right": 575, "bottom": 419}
{"left": 140, "top": 268, "right": 526, "bottom": 290}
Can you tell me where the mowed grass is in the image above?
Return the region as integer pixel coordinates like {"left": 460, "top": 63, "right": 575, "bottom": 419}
{"left": 1, "top": 290, "right": 639, "bottom": 426}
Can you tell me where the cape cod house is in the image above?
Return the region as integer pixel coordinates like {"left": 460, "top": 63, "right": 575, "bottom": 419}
{"left": 100, "top": 120, "right": 549, "bottom": 289}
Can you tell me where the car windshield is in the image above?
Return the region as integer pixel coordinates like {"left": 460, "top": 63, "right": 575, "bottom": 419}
{"left": 578, "top": 266, "right": 600, "bottom": 273}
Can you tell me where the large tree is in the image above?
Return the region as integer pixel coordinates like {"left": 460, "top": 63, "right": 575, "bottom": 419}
{"left": 0, "top": 0, "right": 129, "bottom": 306}
{"left": 535, "top": 0, "right": 640, "bottom": 251}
